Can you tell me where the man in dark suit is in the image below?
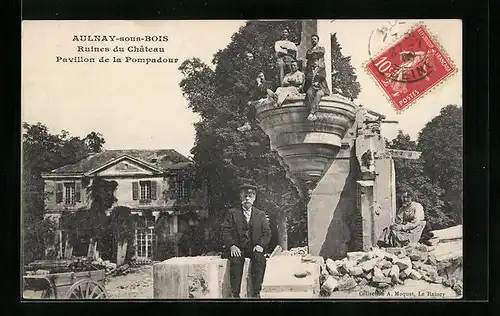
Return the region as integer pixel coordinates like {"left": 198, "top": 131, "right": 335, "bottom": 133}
{"left": 237, "top": 71, "right": 275, "bottom": 132}
{"left": 220, "top": 180, "right": 271, "bottom": 298}
{"left": 305, "top": 58, "right": 331, "bottom": 122}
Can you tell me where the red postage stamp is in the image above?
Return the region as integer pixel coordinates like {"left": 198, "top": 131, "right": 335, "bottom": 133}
{"left": 366, "top": 25, "right": 457, "bottom": 111}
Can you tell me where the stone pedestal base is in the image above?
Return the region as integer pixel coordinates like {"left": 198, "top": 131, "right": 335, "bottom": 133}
{"left": 153, "top": 256, "right": 252, "bottom": 299}
{"left": 260, "top": 256, "right": 321, "bottom": 298}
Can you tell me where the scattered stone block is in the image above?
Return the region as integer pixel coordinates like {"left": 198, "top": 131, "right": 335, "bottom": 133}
{"left": 377, "top": 259, "right": 393, "bottom": 269}
{"left": 373, "top": 275, "right": 391, "bottom": 284}
{"left": 420, "top": 264, "right": 438, "bottom": 276}
{"left": 384, "top": 253, "right": 398, "bottom": 262}
{"left": 412, "top": 261, "right": 423, "bottom": 270}
{"left": 421, "top": 274, "right": 432, "bottom": 282}
{"left": 372, "top": 248, "right": 389, "bottom": 258}
{"left": 389, "top": 264, "right": 400, "bottom": 278}
{"left": 321, "top": 266, "right": 329, "bottom": 277}
{"left": 429, "top": 275, "right": 444, "bottom": 284}
{"left": 382, "top": 268, "right": 391, "bottom": 277}
{"left": 358, "top": 278, "right": 369, "bottom": 286}
{"left": 360, "top": 258, "right": 380, "bottom": 272}
{"left": 347, "top": 252, "right": 366, "bottom": 262}
{"left": 375, "top": 282, "right": 390, "bottom": 289}
{"left": 400, "top": 267, "right": 414, "bottom": 279}
{"left": 373, "top": 266, "right": 384, "bottom": 278}
{"left": 320, "top": 275, "right": 338, "bottom": 295}
{"left": 337, "top": 275, "right": 358, "bottom": 291}
{"left": 408, "top": 249, "right": 428, "bottom": 261}
{"left": 451, "top": 280, "right": 463, "bottom": 296}
{"left": 270, "top": 245, "right": 283, "bottom": 258}
{"left": 326, "top": 258, "right": 340, "bottom": 276}
{"left": 339, "top": 260, "right": 356, "bottom": 275}
{"left": 409, "top": 270, "right": 422, "bottom": 280}
{"left": 394, "top": 257, "right": 412, "bottom": 270}
{"left": 385, "top": 247, "right": 405, "bottom": 256}
{"left": 348, "top": 266, "right": 364, "bottom": 276}
{"left": 426, "top": 254, "right": 438, "bottom": 266}
{"left": 363, "top": 251, "right": 375, "bottom": 260}
{"left": 415, "top": 243, "right": 428, "bottom": 251}
{"left": 364, "top": 271, "right": 373, "bottom": 280}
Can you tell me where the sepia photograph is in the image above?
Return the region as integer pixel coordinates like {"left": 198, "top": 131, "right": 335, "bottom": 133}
{"left": 21, "top": 19, "right": 464, "bottom": 300}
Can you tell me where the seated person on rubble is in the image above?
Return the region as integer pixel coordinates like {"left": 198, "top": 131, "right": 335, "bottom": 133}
{"left": 377, "top": 192, "right": 434, "bottom": 248}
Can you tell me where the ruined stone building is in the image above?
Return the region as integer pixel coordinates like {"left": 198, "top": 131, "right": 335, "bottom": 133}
{"left": 41, "top": 149, "right": 208, "bottom": 263}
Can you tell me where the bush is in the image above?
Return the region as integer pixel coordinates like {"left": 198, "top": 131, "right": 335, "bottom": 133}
{"left": 23, "top": 215, "right": 59, "bottom": 265}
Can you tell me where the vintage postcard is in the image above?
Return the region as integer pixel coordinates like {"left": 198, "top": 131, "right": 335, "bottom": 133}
{"left": 21, "top": 19, "right": 463, "bottom": 300}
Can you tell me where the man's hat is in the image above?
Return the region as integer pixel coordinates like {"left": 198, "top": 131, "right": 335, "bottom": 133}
{"left": 239, "top": 178, "right": 258, "bottom": 191}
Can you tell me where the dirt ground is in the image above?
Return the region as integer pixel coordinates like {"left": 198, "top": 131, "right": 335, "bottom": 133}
{"left": 105, "top": 265, "right": 154, "bottom": 299}
{"left": 103, "top": 263, "right": 458, "bottom": 300}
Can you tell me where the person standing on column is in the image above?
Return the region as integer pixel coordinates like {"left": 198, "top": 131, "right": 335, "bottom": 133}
{"left": 275, "top": 28, "right": 298, "bottom": 85}
{"left": 305, "top": 34, "right": 326, "bottom": 73}
{"left": 304, "top": 34, "right": 326, "bottom": 93}
{"left": 220, "top": 179, "right": 271, "bottom": 298}
{"left": 305, "top": 58, "right": 331, "bottom": 121}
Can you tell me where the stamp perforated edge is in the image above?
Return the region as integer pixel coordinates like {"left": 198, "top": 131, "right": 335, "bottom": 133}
{"left": 363, "top": 21, "right": 459, "bottom": 114}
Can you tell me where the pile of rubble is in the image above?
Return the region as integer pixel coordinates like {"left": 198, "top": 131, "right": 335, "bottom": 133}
{"left": 90, "top": 258, "right": 117, "bottom": 272}
{"left": 319, "top": 244, "right": 463, "bottom": 297}
{"left": 129, "top": 258, "right": 153, "bottom": 267}
{"left": 280, "top": 246, "right": 308, "bottom": 256}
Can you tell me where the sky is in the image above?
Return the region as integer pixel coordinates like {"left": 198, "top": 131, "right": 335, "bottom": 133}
{"left": 22, "top": 20, "right": 461, "bottom": 158}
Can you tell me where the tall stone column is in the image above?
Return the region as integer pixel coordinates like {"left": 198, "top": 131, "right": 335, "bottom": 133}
{"left": 296, "top": 19, "right": 333, "bottom": 91}
{"left": 317, "top": 20, "right": 333, "bottom": 92}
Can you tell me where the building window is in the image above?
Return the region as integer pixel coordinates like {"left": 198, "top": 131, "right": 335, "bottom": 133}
{"left": 133, "top": 180, "right": 157, "bottom": 202}
{"left": 56, "top": 181, "right": 81, "bottom": 205}
{"left": 140, "top": 181, "right": 152, "bottom": 200}
{"left": 135, "top": 221, "right": 156, "bottom": 259}
{"left": 177, "top": 180, "right": 189, "bottom": 200}
{"left": 64, "top": 182, "right": 76, "bottom": 205}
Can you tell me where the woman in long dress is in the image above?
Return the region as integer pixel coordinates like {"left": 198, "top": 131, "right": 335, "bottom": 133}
{"left": 377, "top": 192, "right": 427, "bottom": 248}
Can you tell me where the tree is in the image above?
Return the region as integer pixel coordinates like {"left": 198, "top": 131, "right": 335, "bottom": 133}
{"left": 418, "top": 105, "right": 463, "bottom": 223}
{"left": 387, "top": 129, "right": 458, "bottom": 229}
{"left": 80, "top": 176, "right": 118, "bottom": 258}
{"left": 331, "top": 33, "right": 362, "bottom": 100}
{"left": 22, "top": 122, "right": 105, "bottom": 263}
{"left": 179, "top": 21, "right": 305, "bottom": 251}
{"left": 179, "top": 21, "right": 364, "bottom": 250}
{"left": 85, "top": 132, "right": 106, "bottom": 153}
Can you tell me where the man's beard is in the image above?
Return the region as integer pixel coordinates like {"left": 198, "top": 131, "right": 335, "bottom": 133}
{"left": 242, "top": 201, "right": 253, "bottom": 209}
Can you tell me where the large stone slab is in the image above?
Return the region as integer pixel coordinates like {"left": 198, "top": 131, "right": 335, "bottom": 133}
{"left": 153, "top": 256, "right": 252, "bottom": 299}
{"left": 261, "top": 256, "right": 321, "bottom": 298}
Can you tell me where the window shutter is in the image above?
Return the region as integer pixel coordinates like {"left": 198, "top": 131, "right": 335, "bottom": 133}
{"left": 75, "top": 182, "right": 82, "bottom": 203}
{"left": 151, "top": 181, "right": 157, "bottom": 200}
{"left": 132, "top": 182, "right": 139, "bottom": 200}
{"left": 56, "top": 183, "right": 63, "bottom": 203}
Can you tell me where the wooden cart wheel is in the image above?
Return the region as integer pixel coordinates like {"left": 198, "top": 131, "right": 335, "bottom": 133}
{"left": 66, "top": 279, "right": 107, "bottom": 299}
